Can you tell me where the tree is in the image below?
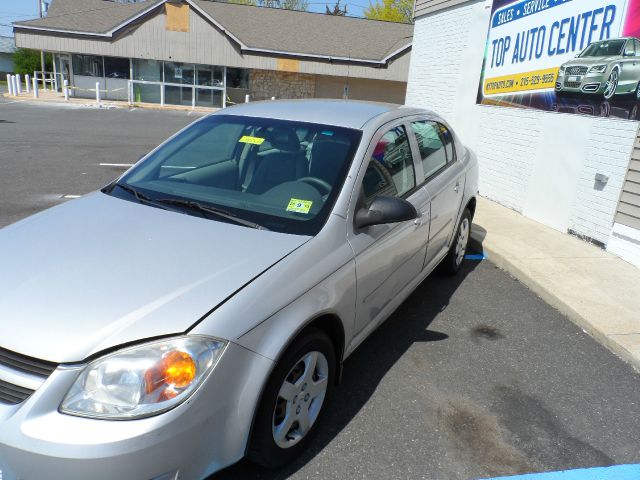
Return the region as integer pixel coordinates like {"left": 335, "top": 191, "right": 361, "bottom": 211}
{"left": 325, "top": 0, "right": 347, "bottom": 15}
{"left": 280, "top": 0, "right": 309, "bottom": 10}
{"left": 13, "top": 49, "right": 52, "bottom": 76}
{"left": 227, "top": 0, "right": 309, "bottom": 10}
{"left": 364, "top": 0, "right": 413, "bottom": 23}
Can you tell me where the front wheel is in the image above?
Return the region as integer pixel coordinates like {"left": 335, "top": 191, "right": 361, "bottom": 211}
{"left": 442, "top": 208, "right": 472, "bottom": 275}
{"left": 603, "top": 69, "right": 619, "bottom": 100}
{"left": 247, "top": 329, "right": 336, "bottom": 469}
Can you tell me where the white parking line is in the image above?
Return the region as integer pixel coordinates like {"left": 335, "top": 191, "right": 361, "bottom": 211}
{"left": 99, "top": 163, "right": 134, "bottom": 168}
{"left": 61, "top": 194, "right": 81, "bottom": 199}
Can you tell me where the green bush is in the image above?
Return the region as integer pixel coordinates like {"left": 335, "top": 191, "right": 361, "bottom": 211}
{"left": 13, "top": 48, "right": 53, "bottom": 76}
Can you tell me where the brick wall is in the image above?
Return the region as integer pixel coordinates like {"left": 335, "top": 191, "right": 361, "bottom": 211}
{"left": 405, "top": 3, "right": 474, "bottom": 120}
{"left": 407, "top": 0, "right": 638, "bottom": 245}
{"left": 250, "top": 70, "right": 315, "bottom": 101}
{"left": 475, "top": 107, "right": 540, "bottom": 213}
{"left": 569, "top": 119, "right": 639, "bottom": 244}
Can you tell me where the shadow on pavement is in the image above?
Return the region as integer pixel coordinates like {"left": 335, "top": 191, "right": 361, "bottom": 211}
{"left": 210, "top": 237, "right": 485, "bottom": 479}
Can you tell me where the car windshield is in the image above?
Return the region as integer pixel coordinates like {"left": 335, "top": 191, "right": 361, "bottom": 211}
{"left": 108, "top": 114, "right": 362, "bottom": 236}
{"left": 579, "top": 39, "right": 626, "bottom": 57}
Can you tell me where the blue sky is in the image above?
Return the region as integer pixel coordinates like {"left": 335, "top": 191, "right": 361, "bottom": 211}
{"left": 0, "top": 0, "right": 40, "bottom": 37}
{"left": 0, "top": 0, "right": 367, "bottom": 38}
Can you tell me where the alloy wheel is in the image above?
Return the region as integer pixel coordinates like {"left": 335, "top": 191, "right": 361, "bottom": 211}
{"left": 455, "top": 218, "right": 470, "bottom": 267}
{"left": 604, "top": 70, "right": 618, "bottom": 100}
{"left": 272, "top": 351, "right": 329, "bottom": 449}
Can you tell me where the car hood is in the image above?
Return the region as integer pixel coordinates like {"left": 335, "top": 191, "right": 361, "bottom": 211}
{"left": 0, "top": 192, "right": 308, "bottom": 363}
{"left": 563, "top": 56, "right": 619, "bottom": 67}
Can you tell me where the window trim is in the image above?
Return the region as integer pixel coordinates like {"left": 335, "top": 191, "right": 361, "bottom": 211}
{"left": 407, "top": 118, "right": 457, "bottom": 187}
{"left": 358, "top": 121, "right": 421, "bottom": 204}
{"left": 624, "top": 39, "right": 635, "bottom": 57}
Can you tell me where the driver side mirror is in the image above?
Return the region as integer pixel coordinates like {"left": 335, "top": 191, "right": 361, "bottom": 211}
{"left": 355, "top": 196, "right": 418, "bottom": 229}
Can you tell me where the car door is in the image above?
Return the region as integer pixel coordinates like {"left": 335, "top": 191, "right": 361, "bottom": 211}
{"left": 620, "top": 39, "right": 640, "bottom": 94}
{"left": 348, "top": 122, "right": 429, "bottom": 336}
{"left": 632, "top": 39, "right": 640, "bottom": 94}
{"left": 410, "top": 120, "right": 465, "bottom": 271}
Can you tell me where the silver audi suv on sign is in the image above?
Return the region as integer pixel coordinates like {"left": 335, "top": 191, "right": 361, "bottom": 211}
{"left": 556, "top": 37, "right": 640, "bottom": 100}
{"left": 0, "top": 100, "right": 478, "bottom": 480}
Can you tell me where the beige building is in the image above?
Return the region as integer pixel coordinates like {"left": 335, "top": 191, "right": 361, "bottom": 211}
{"left": 14, "top": 0, "right": 413, "bottom": 107}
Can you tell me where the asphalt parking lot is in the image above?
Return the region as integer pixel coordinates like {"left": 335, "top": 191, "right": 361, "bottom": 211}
{"left": 1, "top": 100, "right": 640, "bottom": 479}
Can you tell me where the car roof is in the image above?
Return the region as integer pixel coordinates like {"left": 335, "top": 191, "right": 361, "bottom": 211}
{"left": 217, "top": 99, "right": 429, "bottom": 129}
{"left": 592, "top": 36, "right": 639, "bottom": 42}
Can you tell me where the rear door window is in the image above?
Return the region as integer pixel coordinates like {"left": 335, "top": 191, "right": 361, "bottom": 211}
{"left": 411, "top": 121, "right": 448, "bottom": 179}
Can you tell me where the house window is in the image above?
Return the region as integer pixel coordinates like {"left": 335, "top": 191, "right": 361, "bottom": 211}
{"left": 164, "top": 61, "right": 195, "bottom": 85}
{"left": 226, "top": 68, "right": 249, "bottom": 89}
{"left": 196, "top": 64, "right": 223, "bottom": 87}
{"left": 72, "top": 54, "right": 103, "bottom": 77}
{"left": 104, "top": 57, "right": 130, "bottom": 79}
{"left": 133, "top": 59, "right": 162, "bottom": 82}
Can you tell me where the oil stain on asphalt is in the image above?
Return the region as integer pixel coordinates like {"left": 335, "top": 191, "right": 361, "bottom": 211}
{"left": 438, "top": 397, "right": 535, "bottom": 477}
{"left": 472, "top": 324, "right": 505, "bottom": 341}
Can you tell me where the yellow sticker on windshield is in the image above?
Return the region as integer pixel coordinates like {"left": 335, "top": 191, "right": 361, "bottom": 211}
{"left": 239, "top": 135, "right": 265, "bottom": 145}
{"left": 286, "top": 198, "right": 313, "bottom": 214}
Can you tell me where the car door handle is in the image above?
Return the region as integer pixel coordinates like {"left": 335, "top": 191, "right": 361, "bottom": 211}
{"left": 454, "top": 182, "right": 460, "bottom": 193}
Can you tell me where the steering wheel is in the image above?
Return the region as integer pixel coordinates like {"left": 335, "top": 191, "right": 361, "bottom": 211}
{"left": 298, "top": 176, "right": 332, "bottom": 195}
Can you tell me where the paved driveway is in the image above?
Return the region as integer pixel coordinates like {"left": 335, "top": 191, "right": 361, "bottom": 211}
{"left": 0, "top": 101, "right": 639, "bottom": 480}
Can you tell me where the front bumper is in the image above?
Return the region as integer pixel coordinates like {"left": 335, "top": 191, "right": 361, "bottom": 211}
{"left": 0, "top": 342, "right": 273, "bottom": 480}
{"left": 555, "top": 70, "right": 606, "bottom": 95}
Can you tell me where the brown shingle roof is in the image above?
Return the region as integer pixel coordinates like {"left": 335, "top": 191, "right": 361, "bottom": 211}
{"left": 15, "top": 0, "right": 165, "bottom": 36}
{"left": 14, "top": 0, "right": 413, "bottom": 63}
{"left": 193, "top": 0, "right": 413, "bottom": 62}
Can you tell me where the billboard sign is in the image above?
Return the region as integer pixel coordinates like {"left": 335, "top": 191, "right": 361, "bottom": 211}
{"left": 477, "top": 0, "right": 640, "bottom": 120}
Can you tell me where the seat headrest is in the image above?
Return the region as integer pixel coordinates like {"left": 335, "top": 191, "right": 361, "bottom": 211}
{"left": 267, "top": 127, "right": 300, "bottom": 153}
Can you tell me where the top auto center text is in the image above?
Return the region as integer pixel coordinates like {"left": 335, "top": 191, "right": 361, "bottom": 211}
{"left": 490, "top": 3, "right": 618, "bottom": 69}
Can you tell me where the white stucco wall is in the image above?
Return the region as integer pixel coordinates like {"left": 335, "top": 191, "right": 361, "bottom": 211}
{"left": 406, "top": 0, "right": 638, "bottom": 248}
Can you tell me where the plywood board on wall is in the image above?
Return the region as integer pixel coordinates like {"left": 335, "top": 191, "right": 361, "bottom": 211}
{"left": 166, "top": 3, "right": 189, "bottom": 32}
{"left": 277, "top": 58, "right": 300, "bottom": 73}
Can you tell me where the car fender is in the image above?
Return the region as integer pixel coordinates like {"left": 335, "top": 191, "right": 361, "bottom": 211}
{"left": 234, "top": 257, "right": 356, "bottom": 362}
{"left": 189, "top": 214, "right": 357, "bottom": 361}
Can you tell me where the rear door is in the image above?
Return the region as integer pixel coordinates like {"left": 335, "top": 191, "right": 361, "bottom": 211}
{"left": 410, "top": 120, "right": 465, "bottom": 270}
{"left": 620, "top": 40, "right": 640, "bottom": 94}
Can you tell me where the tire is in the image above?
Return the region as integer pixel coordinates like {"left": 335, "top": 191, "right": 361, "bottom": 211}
{"left": 441, "top": 208, "right": 472, "bottom": 275}
{"left": 603, "top": 69, "right": 619, "bottom": 100}
{"left": 247, "top": 328, "right": 336, "bottom": 469}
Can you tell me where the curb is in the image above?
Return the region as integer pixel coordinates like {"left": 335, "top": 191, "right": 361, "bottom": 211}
{"left": 2, "top": 93, "right": 218, "bottom": 113}
{"left": 471, "top": 226, "right": 640, "bottom": 374}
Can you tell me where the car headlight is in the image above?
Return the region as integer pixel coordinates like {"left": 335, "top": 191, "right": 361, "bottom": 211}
{"left": 559, "top": 65, "right": 566, "bottom": 74}
{"left": 60, "top": 336, "right": 227, "bottom": 419}
{"left": 589, "top": 65, "right": 607, "bottom": 73}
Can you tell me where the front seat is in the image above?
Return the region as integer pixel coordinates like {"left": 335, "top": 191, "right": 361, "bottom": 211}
{"left": 308, "top": 135, "right": 351, "bottom": 188}
{"left": 245, "top": 127, "right": 307, "bottom": 194}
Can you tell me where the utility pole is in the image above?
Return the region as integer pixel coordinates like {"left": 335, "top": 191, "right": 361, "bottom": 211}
{"left": 39, "top": 0, "right": 45, "bottom": 75}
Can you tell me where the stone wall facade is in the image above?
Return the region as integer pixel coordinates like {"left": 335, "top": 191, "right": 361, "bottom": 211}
{"left": 249, "top": 69, "right": 315, "bottom": 101}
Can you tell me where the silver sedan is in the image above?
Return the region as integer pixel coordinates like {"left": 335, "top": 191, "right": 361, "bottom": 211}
{"left": 0, "top": 100, "right": 478, "bottom": 480}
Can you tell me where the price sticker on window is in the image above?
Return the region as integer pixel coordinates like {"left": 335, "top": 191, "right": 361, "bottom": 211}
{"left": 286, "top": 198, "right": 313, "bottom": 214}
{"left": 239, "top": 136, "right": 265, "bottom": 145}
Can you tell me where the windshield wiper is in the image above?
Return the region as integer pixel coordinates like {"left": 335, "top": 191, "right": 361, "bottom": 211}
{"left": 114, "top": 183, "right": 159, "bottom": 205}
{"left": 156, "top": 198, "right": 269, "bottom": 230}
